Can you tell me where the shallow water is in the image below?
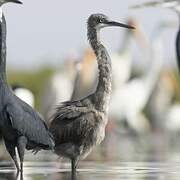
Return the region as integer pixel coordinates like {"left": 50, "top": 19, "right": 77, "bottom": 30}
{"left": 1, "top": 161, "right": 180, "bottom": 180}
{"left": 0, "top": 133, "right": 180, "bottom": 180}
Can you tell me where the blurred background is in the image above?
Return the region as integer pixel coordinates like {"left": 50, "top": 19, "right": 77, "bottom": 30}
{"left": 0, "top": 0, "right": 180, "bottom": 179}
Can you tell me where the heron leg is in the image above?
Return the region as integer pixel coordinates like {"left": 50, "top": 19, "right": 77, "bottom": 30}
{"left": 71, "top": 158, "right": 76, "bottom": 180}
{"left": 75, "top": 157, "right": 79, "bottom": 169}
{"left": 17, "top": 136, "right": 27, "bottom": 173}
{"left": 71, "top": 157, "right": 79, "bottom": 178}
{"left": 4, "top": 139, "right": 19, "bottom": 171}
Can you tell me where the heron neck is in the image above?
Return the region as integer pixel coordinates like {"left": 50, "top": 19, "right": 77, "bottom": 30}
{"left": 88, "top": 27, "right": 112, "bottom": 113}
{"left": 0, "top": 14, "right": 7, "bottom": 82}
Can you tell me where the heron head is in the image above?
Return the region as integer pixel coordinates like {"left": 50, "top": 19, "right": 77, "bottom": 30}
{"left": 88, "top": 13, "right": 135, "bottom": 30}
{"left": 0, "top": 0, "right": 22, "bottom": 6}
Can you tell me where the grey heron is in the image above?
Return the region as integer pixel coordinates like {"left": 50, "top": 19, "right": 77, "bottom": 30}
{"left": 50, "top": 14, "right": 134, "bottom": 175}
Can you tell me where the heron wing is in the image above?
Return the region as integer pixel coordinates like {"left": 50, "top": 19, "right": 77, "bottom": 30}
{"left": 50, "top": 100, "right": 97, "bottom": 145}
{"left": 52, "top": 101, "right": 95, "bottom": 125}
{"left": 5, "top": 102, "right": 54, "bottom": 148}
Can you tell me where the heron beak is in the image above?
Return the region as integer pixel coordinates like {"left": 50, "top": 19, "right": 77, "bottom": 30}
{"left": 106, "top": 21, "right": 135, "bottom": 29}
{"left": 8, "top": 0, "right": 22, "bottom": 4}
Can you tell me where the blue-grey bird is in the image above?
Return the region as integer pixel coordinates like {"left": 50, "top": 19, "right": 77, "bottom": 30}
{"left": 50, "top": 14, "right": 134, "bottom": 175}
{"left": 0, "top": 0, "right": 54, "bottom": 172}
{"left": 131, "top": 0, "right": 180, "bottom": 72}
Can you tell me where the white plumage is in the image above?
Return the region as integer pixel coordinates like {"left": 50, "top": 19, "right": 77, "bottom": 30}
{"left": 13, "top": 86, "right": 35, "bottom": 108}
{"left": 109, "top": 21, "right": 173, "bottom": 133}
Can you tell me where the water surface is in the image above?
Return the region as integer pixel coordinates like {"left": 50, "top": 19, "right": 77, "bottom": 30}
{"left": 0, "top": 161, "right": 180, "bottom": 180}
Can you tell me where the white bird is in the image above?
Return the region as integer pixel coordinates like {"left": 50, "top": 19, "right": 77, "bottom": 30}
{"left": 130, "top": 0, "right": 180, "bottom": 71}
{"left": 12, "top": 84, "right": 35, "bottom": 108}
{"left": 41, "top": 59, "right": 76, "bottom": 120}
{"left": 166, "top": 104, "right": 180, "bottom": 132}
{"left": 131, "top": 0, "right": 180, "bottom": 10}
{"left": 71, "top": 48, "right": 98, "bottom": 101}
{"left": 162, "top": 71, "right": 180, "bottom": 132}
{"left": 147, "top": 71, "right": 176, "bottom": 129}
{"left": 111, "top": 17, "right": 148, "bottom": 87}
{"left": 109, "top": 21, "right": 174, "bottom": 133}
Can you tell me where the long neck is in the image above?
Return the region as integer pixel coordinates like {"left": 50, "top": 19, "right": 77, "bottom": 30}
{"left": 176, "top": 28, "right": 180, "bottom": 71}
{"left": 88, "top": 27, "right": 112, "bottom": 113}
{"left": 0, "top": 12, "right": 7, "bottom": 82}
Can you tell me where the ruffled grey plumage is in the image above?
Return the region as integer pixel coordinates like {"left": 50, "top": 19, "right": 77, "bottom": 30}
{"left": 50, "top": 13, "right": 134, "bottom": 175}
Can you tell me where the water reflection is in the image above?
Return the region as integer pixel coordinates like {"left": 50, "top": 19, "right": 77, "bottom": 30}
{"left": 0, "top": 161, "right": 179, "bottom": 180}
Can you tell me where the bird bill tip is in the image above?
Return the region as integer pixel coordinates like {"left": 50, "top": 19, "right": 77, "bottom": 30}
{"left": 128, "top": 25, "right": 136, "bottom": 30}
{"left": 107, "top": 21, "right": 136, "bottom": 30}
{"left": 119, "top": 23, "right": 136, "bottom": 30}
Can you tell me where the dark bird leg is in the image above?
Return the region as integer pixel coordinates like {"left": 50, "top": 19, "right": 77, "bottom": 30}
{"left": 71, "top": 158, "right": 76, "bottom": 176}
{"left": 71, "top": 158, "right": 75, "bottom": 171}
{"left": 4, "top": 139, "right": 19, "bottom": 171}
{"left": 20, "top": 170, "right": 24, "bottom": 180}
{"left": 17, "top": 136, "right": 27, "bottom": 173}
{"left": 15, "top": 170, "right": 20, "bottom": 179}
{"left": 15, "top": 170, "right": 24, "bottom": 180}
{"left": 71, "top": 157, "right": 79, "bottom": 179}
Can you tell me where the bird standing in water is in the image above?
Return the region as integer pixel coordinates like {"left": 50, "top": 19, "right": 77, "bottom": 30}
{"left": 50, "top": 14, "right": 134, "bottom": 174}
{"left": 0, "top": 0, "right": 54, "bottom": 172}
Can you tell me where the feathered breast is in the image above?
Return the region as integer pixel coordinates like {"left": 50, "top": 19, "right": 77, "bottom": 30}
{"left": 50, "top": 100, "right": 106, "bottom": 148}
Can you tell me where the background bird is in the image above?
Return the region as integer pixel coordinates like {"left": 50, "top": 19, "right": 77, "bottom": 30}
{"left": 50, "top": 14, "right": 134, "bottom": 175}
{"left": 0, "top": 0, "right": 54, "bottom": 172}
{"left": 12, "top": 84, "right": 35, "bottom": 108}
{"left": 41, "top": 58, "right": 76, "bottom": 120}
{"left": 130, "top": 0, "right": 180, "bottom": 72}
{"left": 144, "top": 21, "right": 177, "bottom": 131}
{"left": 71, "top": 48, "right": 97, "bottom": 101}
{"left": 111, "top": 17, "right": 148, "bottom": 88}
{"left": 109, "top": 19, "right": 173, "bottom": 134}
